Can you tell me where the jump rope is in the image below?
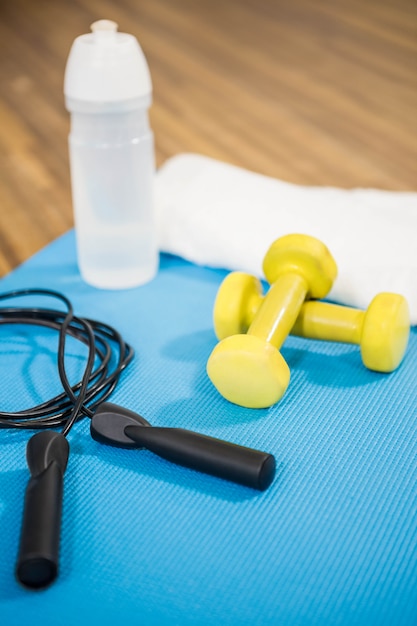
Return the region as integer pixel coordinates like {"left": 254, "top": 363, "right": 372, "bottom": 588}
{"left": 0, "top": 288, "right": 276, "bottom": 590}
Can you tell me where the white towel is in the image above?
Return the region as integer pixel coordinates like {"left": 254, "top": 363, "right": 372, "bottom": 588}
{"left": 155, "top": 153, "right": 417, "bottom": 324}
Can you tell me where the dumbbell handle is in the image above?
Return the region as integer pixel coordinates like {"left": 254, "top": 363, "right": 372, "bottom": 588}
{"left": 292, "top": 301, "right": 364, "bottom": 344}
{"left": 233, "top": 288, "right": 364, "bottom": 344}
{"left": 248, "top": 273, "right": 308, "bottom": 349}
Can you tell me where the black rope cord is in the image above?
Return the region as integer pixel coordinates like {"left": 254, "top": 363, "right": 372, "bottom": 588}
{"left": 0, "top": 288, "right": 134, "bottom": 436}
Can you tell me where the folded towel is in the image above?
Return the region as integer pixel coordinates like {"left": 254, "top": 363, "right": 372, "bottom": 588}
{"left": 155, "top": 153, "right": 417, "bottom": 324}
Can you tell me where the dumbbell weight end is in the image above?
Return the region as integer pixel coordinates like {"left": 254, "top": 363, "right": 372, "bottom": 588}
{"left": 207, "top": 334, "right": 291, "bottom": 408}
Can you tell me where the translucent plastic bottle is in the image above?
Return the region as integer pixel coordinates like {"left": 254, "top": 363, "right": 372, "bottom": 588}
{"left": 64, "top": 20, "right": 158, "bottom": 289}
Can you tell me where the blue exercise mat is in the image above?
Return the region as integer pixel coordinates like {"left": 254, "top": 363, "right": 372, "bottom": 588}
{"left": 0, "top": 231, "right": 416, "bottom": 626}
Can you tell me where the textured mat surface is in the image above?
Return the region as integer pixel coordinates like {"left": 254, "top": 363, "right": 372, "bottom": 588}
{"left": 0, "top": 231, "right": 416, "bottom": 626}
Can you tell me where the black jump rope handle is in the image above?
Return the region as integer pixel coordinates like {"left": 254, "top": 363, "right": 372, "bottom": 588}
{"left": 16, "top": 405, "right": 273, "bottom": 590}
{"left": 91, "top": 403, "right": 276, "bottom": 491}
{"left": 16, "top": 431, "right": 69, "bottom": 589}
{"left": 126, "top": 425, "right": 275, "bottom": 491}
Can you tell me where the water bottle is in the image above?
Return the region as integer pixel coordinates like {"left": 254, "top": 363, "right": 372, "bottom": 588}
{"left": 64, "top": 20, "right": 158, "bottom": 289}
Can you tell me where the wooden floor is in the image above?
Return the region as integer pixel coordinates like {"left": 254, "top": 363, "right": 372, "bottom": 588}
{"left": 0, "top": 0, "right": 416, "bottom": 276}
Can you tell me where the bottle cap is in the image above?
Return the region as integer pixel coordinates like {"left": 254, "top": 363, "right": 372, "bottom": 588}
{"left": 64, "top": 20, "right": 152, "bottom": 105}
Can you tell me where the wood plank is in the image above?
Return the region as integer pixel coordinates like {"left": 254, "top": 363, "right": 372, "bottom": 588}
{"left": 0, "top": 0, "right": 415, "bottom": 275}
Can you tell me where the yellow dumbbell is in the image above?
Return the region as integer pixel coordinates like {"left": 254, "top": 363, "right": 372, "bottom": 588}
{"left": 206, "top": 234, "right": 338, "bottom": 408}
{"left": 213, "top": 272, "right": 410, "bottom": 373}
